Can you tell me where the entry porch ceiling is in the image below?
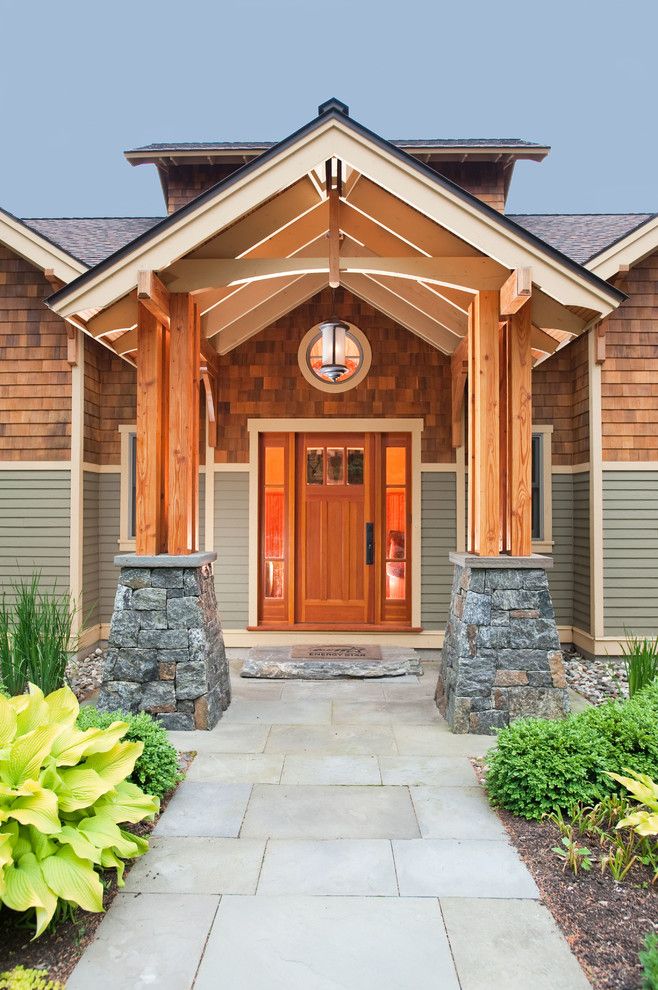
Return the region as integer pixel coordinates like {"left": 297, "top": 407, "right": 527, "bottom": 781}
{"left": 80, "top": 165, "right": 594, "bottom": 363}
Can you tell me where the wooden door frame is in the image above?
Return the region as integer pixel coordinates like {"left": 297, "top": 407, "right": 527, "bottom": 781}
{"left": 247, "top": 418, "right": 423, "bottom": 630}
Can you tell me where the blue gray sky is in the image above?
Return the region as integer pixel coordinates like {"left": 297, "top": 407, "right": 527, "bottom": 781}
{"left": 1, "top": 0, "right": 655, "bottom": 219}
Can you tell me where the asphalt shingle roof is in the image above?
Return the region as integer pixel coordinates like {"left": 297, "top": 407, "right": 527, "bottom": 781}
{"left": 508, "top": 213, "right": 655, "bottom": 265}
{"left": 19, "top": 213, "right": 656, "bottom": 270}
{"left": 128, "top": 138, "right": 546, "bottom": 153}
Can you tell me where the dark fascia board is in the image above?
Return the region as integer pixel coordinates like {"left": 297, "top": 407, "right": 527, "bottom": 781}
{"left": 48, "top": 108, "right": 625, "bottom": 310}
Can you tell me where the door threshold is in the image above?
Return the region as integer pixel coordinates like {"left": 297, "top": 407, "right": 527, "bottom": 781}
{"left": 250, "top": 624, "right": 422, "bottom": 633}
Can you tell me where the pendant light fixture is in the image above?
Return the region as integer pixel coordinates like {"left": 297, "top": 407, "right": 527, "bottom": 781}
{"left": 319, "top": 318, "right": 349, "bottom": 381}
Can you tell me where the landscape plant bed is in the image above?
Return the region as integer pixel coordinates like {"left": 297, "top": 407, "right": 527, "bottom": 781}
{"left": 475, "top": 760, "right": 658, "bottom": 990}
{"left": 0, "top": 750, "right": 194, "bottom": 985}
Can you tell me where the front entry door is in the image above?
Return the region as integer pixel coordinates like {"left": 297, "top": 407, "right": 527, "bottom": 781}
{"left": 296, "top": 433, "right": 373, "bottom": 625}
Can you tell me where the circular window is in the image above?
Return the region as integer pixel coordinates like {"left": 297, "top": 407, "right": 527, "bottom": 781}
{"left": 298, "top": 322, "right": 372, "bottom": 393}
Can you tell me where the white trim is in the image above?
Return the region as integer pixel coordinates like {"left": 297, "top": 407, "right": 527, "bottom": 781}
{"left": 602, "top": 461, "right": 658, "bottom": 471}
{"left": 246, "top": 417, "right": 424, "bottom": 631}
{"left": 588, "top": 330, "right": 604, "bottom": 640}
{"left": 83, "top": 462, "right": 121, "bottom": 474}
{"left": 50, "top": 117, "right": 621, "bottom": 320}
{"left": 216, "top": 463, "right": 250, "bottom": 472}
{"left": 455, "top": 441, "right": 466, "bottom": 554}
{"left": 119, "top": 426, "right": 136, "bottom": 546}
{"left": 532, "top": 424, "right": 553, "bottom": 547}
{"left": 204, "top": 411, "right": 215, "bottom": 554}
{"left": 587, "top": 215, "right": 658, "bottom": 280}
{"left": 552, "top": 462, "right": 591, "bottom": 474}
{"left": 420, "top": 463, "right": 458, "bottom": 472}
{"left": 0, "top": 460, "right": 72, "bottom": 471}
{"left": 70, "top": 330, "right": 84, "bottom": 637}
{"left": 0, "top": 210, "right": 86, "bottom": 283}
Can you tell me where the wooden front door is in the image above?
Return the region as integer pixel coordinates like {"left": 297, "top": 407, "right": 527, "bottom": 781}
{"left": 296, "top": 433, "right": 373, "bottom": 625}
{"left": 258, "top": 431, "right": 412, "bottom": 629}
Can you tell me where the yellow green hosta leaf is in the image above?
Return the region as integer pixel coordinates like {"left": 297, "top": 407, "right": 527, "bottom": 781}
{"left": 7, "top": 782, "right": 60, "bottom": 834}
{"left": 1, "top": 725, "right": 62, "bottom": 787}
{"left": 27, "top": 826, "right": 57, "bottom": 862}
{"left": 119, "top": 828, "right": 149, "bottom": 858}
{"left": 14, "top": 685, "right": 49, "bottom": 735}
{"left": 0, "top": 696, "right": 17, "bottom": 747}
{"left": 78, "top": 811, "right": 123, "bottom": 849}
{"left": 55, "top": 825, "right": 102, "bottom": 864}
{"left": 0, "top": 831, "right": 13, "bottom": 870}
{"left": 83, "top": 741, "right": 144, "bottom": 791}
{"left": 3, "top": 852, "right": 58, "bottom": 937}
{"left": 617, "top": 810, "right": 658, "bottom": 836}
{"left": 56, "top": 767, "right": 111, "bottom": 812}
{"left": 44, "top": 686, "right": 79, "bottom": 727}
{"left": 94, "top": 780, "right": 159, "bottom": 823}
{"left": 607, "top": 769, "right": 658, "bottom": 811}
{"left": 41, "top": 846, "right": 104, "bottom": 915}
{"left": 100, "top": 847, "right": 126, "bottom": 886}
{"left": 51, "top": 723, "right": 128, "bottom": 767}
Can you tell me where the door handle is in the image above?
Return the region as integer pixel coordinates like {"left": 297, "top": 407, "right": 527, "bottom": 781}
{"left": 365, "top": 523, "right": 374, "bottom": 565}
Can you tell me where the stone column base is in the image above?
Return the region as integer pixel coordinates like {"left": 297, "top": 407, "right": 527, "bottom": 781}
{"left": 99, "top": 552, "right": 231, "bottom": 731}
{"left": 435, "top": 553, "right": 568, "bottom": 734}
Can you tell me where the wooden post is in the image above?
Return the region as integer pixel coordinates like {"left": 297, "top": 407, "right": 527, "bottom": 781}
{"left": 168, "top": 293, "right": 200, "bottom": 554}
{"left": 506, "top": 302, "right": 533, "bottom": 555}
{"left": 499, "top": 321, "right": 510, "bottom": 553}
{"left": 468, "top": 290, "right": 500, "bottom": 556}
{"left": 136, "top": 303, "right": 166, "bottom": 554}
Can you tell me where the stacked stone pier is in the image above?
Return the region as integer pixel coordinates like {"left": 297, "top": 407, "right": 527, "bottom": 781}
{"left": 99, "top": 552, "right": 231, "bottom": 730}
{"left": 436, "top": 553, "right": 568, "bottom": 734}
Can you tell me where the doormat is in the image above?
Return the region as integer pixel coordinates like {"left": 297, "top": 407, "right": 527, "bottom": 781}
{"left": 289, "top": 645, "right": 382, "bottom": 661}
{"left": 241, "top": 646, "right": 422, "bottom": 679}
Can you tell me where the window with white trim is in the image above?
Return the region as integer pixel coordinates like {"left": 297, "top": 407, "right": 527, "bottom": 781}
{"left": 531, "top": 425, "right": 553, "bottom": 549}
{"left": 119, "top": 425, "right": 137, "bottom": 550}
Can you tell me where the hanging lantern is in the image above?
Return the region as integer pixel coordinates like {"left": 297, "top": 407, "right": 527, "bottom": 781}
{"left": 319, "top": 319, "right": 349, "bottom": 381}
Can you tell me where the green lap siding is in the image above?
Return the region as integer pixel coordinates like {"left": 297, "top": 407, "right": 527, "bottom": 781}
{"left": 0, "top": 470, "right": 70, "bottom": 598}
{"left": 573, "top": 472, "right": 591, "bottom": 634}
{"left": 421, "top": 472, "right": 457, "bottom": 629}
{"left": 83, "top": 472, "right": 100, "bottom": 627}
{"left": 603, "top": 471, "right": 658, "bottom": 636}
{"left": 98, "top": 473, "right": 120, "bottom": 626}
{"left": 214, "top": 471, "right": 249, "bottom": 629}
{"left": 549, "top": 473, "right": 574, "bottom": 628}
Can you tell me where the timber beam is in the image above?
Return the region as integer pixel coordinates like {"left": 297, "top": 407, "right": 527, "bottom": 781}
{"left": 499, "top": 267, "right": 532, "bottom": 316}
{"left": 138, "top": 271, "right": 170, "bottom": 326}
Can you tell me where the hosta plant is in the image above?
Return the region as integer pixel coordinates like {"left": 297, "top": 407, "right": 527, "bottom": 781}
{"left": 607, "top": 769, "right": 658, "bottom": 837}
{"left": 0, "top": 683, "right": 159, "bottom": 936}
{"left": 0, "top": 967, "right": 64, "bottom": 989}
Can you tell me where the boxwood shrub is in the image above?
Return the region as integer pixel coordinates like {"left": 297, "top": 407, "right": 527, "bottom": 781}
{"left": 486, "top": 680, "right": 658, "bottom": 819}
{"left": 77, "top": 706, "right": 181, "bottom": 799}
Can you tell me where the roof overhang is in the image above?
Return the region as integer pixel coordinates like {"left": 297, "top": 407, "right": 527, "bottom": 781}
{"left": 0, "top": 207, "right": 86, "bottom": 283}
{"left": 586, "top": 214, "right": 658, "bottom": 279}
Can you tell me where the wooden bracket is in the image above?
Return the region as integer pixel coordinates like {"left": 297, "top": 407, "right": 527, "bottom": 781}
{"left": 138, "top": 271, "right": 171, "bottom": 327}
{"left": 595, "top": 322, "right": 606, "bottom": 365}
{"left": 450, "top": 336, "right": 468, "bottom": 448}
{"left": 44, "top": 268, "right": 64, "bottom": 293}
{"left": 499, "top": 268, "right": 532, "bottom": 317}
{"left": 201, "top": 363, "right": 217, "bottom": 447}
{"left": 66, "top": 325, "right": 78, "bottom": 367}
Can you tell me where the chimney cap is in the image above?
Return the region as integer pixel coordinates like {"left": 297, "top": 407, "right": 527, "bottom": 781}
{"left": 318, "top": 97, "right": 349, "bottom": 117}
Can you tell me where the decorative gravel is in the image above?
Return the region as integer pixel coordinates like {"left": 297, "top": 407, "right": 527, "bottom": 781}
{"left": 562, "top": 650, "right": 627, "bottom": 705}
{"left": 66, "top": 646, "right": 105, "bottom": 701}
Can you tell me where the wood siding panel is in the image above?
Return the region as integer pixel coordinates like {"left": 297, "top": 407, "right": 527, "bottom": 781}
{"left": 0, "top": 247, "right": 71, "bottom": 460}
{"left": 84, "top": 336, "right": 136, "bottom": 464}
{"left": 601, "top": 250, "right": 658, "bottom": 460}
{"left": 603, "top": 470, "right": 658, "bottom": 635}
{"left": 0, "top": 470, "right": 70, "bottom": 594}
{"left": 421, "top": 473, "right": 457, "bottom": 629}
{"left": 549, "top": 473, "right": 574, "bottom": 628}
{"left": 573, "top": 472, "right": 590, "bottom": 633}
{"left": 214, "top": 288, "right": 453, "bottom": 464}
{"left": 82, "top": 471, "right": 100, "bottom": 627}
{"left": 214, "top": 471, "right": 249, "bottom": 628}
{"left": 533, "top": 334, "right": 589, "bottom": 466}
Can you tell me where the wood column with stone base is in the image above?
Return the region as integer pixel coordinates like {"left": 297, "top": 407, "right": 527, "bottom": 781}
{"left": 99, "top": 552, "right": 231, "bottom": 730}
{"left": 435, "top": 553, "right": 568, "bottom": 734}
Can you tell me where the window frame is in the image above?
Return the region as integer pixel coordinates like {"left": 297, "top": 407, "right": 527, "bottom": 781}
{"left": 119, "top": 424, "right": 137, "bottom": 551}
{"left": 531, "top": 424, "right": 553, "bottom": 552}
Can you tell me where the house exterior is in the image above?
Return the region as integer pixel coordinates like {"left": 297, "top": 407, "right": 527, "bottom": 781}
{"left": 0, "top": 99, "right": 656, "bottom": 727}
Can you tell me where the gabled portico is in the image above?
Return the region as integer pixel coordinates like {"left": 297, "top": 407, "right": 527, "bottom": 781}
{"left": 46, "top": 99, "right": 624, "bottom": 730}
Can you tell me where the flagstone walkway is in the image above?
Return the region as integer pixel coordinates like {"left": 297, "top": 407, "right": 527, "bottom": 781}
{"left": 68, "top": 656, "right": 591, "bottom": 989}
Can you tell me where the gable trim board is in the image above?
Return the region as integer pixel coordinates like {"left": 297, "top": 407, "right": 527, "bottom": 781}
{"left": 0, "top": 207, "right": 86, "bottom": 283}
{"left": 587, "top": 214, "right": 658, "bottom": 279}
{"left": 47, "top": 111, "right": 623, "bottom": 323}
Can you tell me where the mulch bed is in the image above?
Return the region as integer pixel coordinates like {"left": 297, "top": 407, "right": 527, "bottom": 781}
{"left": 0, "top": 751, "right": 194, "bottom": 985}
{"left": 474, "top": 761, "right": 658, "bottom": 990}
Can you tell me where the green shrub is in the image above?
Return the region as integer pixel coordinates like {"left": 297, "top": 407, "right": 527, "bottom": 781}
{"left": 641, "top": 933, "right": 658, "bottom": 990}
{"left": 622, "top": 631, "right": 658, "bottom": 697}
{"left": 77, "top": 707, "right": 181, "bottom": 800}
{"left": 486, "top": 680, "right": 658, "bottom": 819}
{"left": 0, "top": 967, "right": 64, "bottom": 990}
{"left": 0, "top": 683, "right": 158, "bottom": 936}
{"left": 0, "top": 574, "right": 77, "bottom": 696}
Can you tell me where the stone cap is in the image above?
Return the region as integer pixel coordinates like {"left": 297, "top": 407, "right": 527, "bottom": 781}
{"left": 114, "top": 551, "right": 218, "bottom": 569}
{"left": 449, "top": 551, "right": 553, "bottom": 571}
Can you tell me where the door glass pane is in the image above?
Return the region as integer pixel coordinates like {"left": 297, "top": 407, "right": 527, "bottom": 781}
{"left": 264, "top": 490, "right": 284, "bottom": 558}
{"left": 326, "top": 448, "right": 345, "bottom": 485}
{"left": 386, "top": 562, "right": 406, "bottom": 600}
{"left": 265, "top": 559, "right": 284, "bottom": 599}
{"left": 347, "top": 448, "right": 364, "bottom": 485}
{"left": 386, "top": 447, "right": 406, "bottom": 486}
{"left": 265, "top": 446, "right": 285, "bottom": 486}
{"left": 306, "top": 448, "right": 324, "bottom": 485}
{"left": 386, "top": 490, "right": 406, "bottom": 559}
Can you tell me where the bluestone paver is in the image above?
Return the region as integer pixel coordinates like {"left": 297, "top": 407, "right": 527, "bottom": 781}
{"left": 186, "top": 752, "right": 284, "bottom": 783}
{"left": 411, "top": 785, "right": 509, "bottom": 839}
{"left": 379, "top": 755, "right": 477, "bottom": 786}
{"left": 393, "top": 838, "right": 540, "bottom": 899}
{"left": 258, "top": 839, "right": 398, "bottom": 895}
{"left": 153, "top": 781, "right": 252, "bottom": 837}
{"left": 281, "top": 754, "right": 381, "bottom": 784}
{"left": 124, "top": 836, "right": 266, "bottom": 894}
